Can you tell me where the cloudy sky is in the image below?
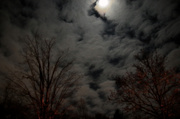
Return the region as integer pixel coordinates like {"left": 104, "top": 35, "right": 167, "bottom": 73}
{"left": 0, "top": 0, "right": 180, "bottom": 116}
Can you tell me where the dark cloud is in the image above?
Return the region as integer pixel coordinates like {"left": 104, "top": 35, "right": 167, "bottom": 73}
{"left": 88, "top": 64, "right": 104, "bottom": 79}
{"left": 108, "top": 56, "right": 124, "bottom": 66}
{"left": 98, "top": 91, "right": 106, "bottom": 101}
{"left": 88, "top": 1, "right": 101, "bottom": 18}
{"left": 0, "top": 0, "right": 38, "bottom": 28}
{"left": 54, "top": 0, "right": 70, "bottom": 11}
{"left": 89, "top": 82, "right": 100, "bottom": 91}
{"left": 102, "top": 20, "right": 117, "bottom": 36}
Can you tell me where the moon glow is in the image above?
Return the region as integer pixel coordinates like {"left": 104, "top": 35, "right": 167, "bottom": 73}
{"left": 95, "top": 0, "right": 113, "bottom": 16}
{"left": 98, "top": 0, "right": 109, "bottom": 8}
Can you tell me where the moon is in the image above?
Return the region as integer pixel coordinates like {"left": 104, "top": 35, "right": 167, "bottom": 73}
{"left": 98, "top": 0, "right": 109, "bottom": 8}
{"left": 95, "top": 0, "right": 114, "bottom": 16}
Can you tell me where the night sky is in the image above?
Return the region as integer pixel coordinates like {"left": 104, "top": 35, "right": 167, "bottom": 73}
{"left": 0, "top": 0, "right": 180, "bottom": 117}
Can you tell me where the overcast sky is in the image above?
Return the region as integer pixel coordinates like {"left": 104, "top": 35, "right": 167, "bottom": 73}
{"left": 0, "top": 0, "right": 180, "bottom": 116}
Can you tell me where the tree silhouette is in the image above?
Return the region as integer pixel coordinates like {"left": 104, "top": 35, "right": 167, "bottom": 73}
{"left": 0, "top": 81, "right": 33, "bottom": 119}
{"left": 7, "top": 34, "right": 80, "bottom": 119}
{"left": 94, "top": 113, "right": 109, "bottom": 119}
{"left": 77, "top": 98, "right": 88, "bottom": 119}
{"left": 113, "top": 109, "right": 126, "bottom": 119}
{"left": 110, "top": 50, "right": 180, "bottom": 119}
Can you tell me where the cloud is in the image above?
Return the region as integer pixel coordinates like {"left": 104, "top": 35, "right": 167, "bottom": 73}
{"left": 157, "top": 18, "right": 180, "bottom": 45}
{"left": 166, "top": 47, "right": 180, "bottom": 69}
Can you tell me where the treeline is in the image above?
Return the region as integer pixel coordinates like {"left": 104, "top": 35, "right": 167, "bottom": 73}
{"left": 0, "top": 92, "right": 123, "bottom": 119}
{"left": 0, "top": 34, "right": 179, "bottom": 119}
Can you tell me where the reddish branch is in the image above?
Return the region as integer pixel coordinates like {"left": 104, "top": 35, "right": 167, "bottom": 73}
{"left": 110, "top": 51, "right": 180, "bottom": 119}
{"left": 8, "top": 34, "right": 80, "bottom": 119}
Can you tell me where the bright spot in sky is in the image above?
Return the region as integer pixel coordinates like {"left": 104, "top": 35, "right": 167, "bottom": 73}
{"left": 98, "top": 0, "right": 109, "bottom": 8}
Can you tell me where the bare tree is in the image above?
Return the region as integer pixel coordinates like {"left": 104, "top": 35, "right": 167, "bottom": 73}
{"left": 109, "top": 50, "right": 180, "bottom": 119}
{"left": 7, "top": 34, "right": 80, "bottom": 119}
{"left": 0, "top": 81, "right": 33, "bottom": 119}
{"left": 77, "top": 98, "right": 88, "bottom": 119}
